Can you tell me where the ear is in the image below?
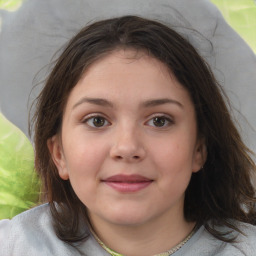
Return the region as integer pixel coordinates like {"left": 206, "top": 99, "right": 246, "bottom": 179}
{"left": 192, "top": 137, "right": 207, "bottom": 173}
{"left": 47, "top": 135, "right": 69, "bottom": 180}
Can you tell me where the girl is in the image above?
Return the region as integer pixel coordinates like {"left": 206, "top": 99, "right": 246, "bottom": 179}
{"left": 1, "top": 16, "right": 255, "bottom": 256}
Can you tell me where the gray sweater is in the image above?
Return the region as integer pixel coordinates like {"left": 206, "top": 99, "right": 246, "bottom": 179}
{"left": 0, "top": 204, "right": 256, "bottom": 256}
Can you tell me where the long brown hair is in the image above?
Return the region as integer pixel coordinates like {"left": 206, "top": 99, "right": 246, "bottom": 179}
{"left": 30, "top": 16, "right": 256, "bottom": 244}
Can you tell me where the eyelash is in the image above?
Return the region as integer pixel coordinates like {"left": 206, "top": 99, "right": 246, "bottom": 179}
{"left": 82, "top": 114, "right": 111, "bottom": 128}
{"left": 145, "top": 115, "right": 174, "bottom": 128}
{"left": 82, "top": 114, "right": 174, "bottom": 129}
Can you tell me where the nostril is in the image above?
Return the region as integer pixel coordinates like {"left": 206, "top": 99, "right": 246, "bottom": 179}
{"left": 115, "top": 155, "right": 140, "bottom": 160}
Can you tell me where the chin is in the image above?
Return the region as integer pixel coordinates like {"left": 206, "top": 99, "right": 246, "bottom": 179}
{"left": 104, "top": 210, "right": 151, "bottom": 227}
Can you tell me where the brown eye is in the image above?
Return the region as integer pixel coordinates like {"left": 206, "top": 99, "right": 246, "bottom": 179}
{"left": 146, "top": 115, "right": 173, "bottom": 128}
{"left": 153, "top": 117, "right": 167, "bottom": 127}
{"left": 85, "top": 116, "right": 109, "bottom": 128}
{"left": 93, "top": 117, "right": 105, "bottom": 127}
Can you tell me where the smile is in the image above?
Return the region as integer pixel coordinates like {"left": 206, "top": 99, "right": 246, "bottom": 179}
{"left": 102, "top": 174, "right": 153, "bottom": 193}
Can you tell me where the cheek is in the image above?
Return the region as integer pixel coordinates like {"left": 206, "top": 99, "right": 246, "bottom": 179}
{"left": 151, "top": 137, "right": 195, "bottom": 167}
{"left": 149, "top": 134, "right": 196, "bottom": 186}
{"left": 154, "top": 143, "right": 194, "bottom": 197}
{"left": 62, "top": 139, "right": 108, "bottom": 205}
{"left": 63, "top": 136, "right": 109, "bottom": 178}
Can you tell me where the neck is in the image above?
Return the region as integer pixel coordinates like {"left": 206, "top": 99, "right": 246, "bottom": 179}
{"left": 89, "top": 210, "right": 196, "bottom": 256}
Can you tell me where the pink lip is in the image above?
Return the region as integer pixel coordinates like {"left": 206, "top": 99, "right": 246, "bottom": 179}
{"left": 103, "top": 174, "right": 153, "bottom": 193}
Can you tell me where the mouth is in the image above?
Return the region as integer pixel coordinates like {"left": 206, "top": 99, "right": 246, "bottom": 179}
{"left": 102, "top": 174, "right": 153, "bottom": 193}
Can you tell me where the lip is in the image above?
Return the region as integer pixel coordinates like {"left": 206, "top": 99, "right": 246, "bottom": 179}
{"left": 102, "top": 174, "right": 153, "bottom": 193}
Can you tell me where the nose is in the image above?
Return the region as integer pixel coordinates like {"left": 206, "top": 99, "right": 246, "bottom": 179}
{"left": 110, "top": 126, "right": 146, "bottom": 162}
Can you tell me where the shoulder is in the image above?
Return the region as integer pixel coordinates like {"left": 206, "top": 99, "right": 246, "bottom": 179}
{"left": 0, "top": 204, "right": 52, "bottom": 238}
{"left": 175, "top": 222, "right": 256, "bottom": 256}
{"left": 207, "top": 223, "right": 256, "bottom": 255}
{"left": 232, "top": 222, "right": 256, "bottom": 255}
{"left": 0, "top": 204, "right": 109, "bottom": 256}
{"left": 0, "top": 204, "right": 77, "bottom": 256}
{"left": 0, "top": 204, "right": 50, "bottom": 239}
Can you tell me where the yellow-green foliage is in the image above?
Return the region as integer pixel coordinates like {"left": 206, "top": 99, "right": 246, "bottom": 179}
{"left": 0, "top": 0, "right": 24, "bottom": 12}
{"left": 0, "top": 112, "right": 40, "bottom": 219}
{"left": 211, "top": 0, "right": 256, "bottom": 53}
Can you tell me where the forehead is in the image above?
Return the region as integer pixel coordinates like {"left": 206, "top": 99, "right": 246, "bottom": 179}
{"left": 81, "top": 49, "right": 170, "bottom": 80}
{"left": 65, "top": 49, "right": 192, "bottom": 109}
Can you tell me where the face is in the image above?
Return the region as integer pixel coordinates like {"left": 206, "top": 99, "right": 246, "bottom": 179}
{"left": 48, "top": 49, "right": 206, "bottom": 229}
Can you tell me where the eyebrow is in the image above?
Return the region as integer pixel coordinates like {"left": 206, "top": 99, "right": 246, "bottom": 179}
{"left": 72, "top": 97, "right": 114, "bottom": 109}
{"left": 72, "top": 97, "right": 183, "bottom": 109}
{"left": 141, "top": 98, "right": 183, "bottom": 108}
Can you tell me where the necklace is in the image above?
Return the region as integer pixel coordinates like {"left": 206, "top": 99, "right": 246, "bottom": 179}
{"left": 90, "top": 225, "right": 197, "bottom": 256}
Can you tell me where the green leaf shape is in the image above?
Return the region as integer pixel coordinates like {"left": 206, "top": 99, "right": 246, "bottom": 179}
{"left": 0, "top": 112, "right": 40, "bottom": 219}
{"left": 0, "top": 0, "right": 24, "bottom": 12}
{"left": 211, "top": 0, "right": 256, "bottom": 53}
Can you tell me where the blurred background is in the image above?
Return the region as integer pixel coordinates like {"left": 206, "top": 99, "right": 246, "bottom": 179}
{"left": 211, "top": 0, "right": 256, "bottom": 53}
{"left": 1, "top": 0, "right": 255, "bottom": 52}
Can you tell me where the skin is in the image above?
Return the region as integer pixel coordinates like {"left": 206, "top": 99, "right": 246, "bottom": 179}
{"left": 48, "top": 49, "right": 206, "bottom": 255}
